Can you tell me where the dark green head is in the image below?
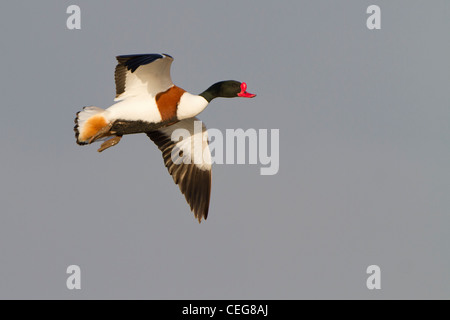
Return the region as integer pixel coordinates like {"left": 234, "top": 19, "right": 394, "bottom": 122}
{"left": 199, "top": 80, "right": 256, "bottom": 103}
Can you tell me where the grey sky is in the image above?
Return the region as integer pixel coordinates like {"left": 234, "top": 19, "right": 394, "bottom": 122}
{"left": 0, "top": 1, "right": 449, "bottom": 299}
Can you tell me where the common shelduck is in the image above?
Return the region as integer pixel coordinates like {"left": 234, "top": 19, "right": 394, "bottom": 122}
{"left": 74, "top": 53, "right": 255, "bottom": 222}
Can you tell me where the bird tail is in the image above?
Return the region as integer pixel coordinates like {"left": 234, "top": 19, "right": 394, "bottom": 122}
{"left": 74, "top": 106, "right": 109, "bottom": 145}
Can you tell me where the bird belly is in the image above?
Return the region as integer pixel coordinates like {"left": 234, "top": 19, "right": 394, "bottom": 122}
{"left": 105, "top": 98, "right": 163, "bottom": 124}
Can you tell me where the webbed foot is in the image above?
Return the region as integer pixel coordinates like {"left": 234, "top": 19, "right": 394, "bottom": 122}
{"left": 97, "top": 136, "right": 122, "bottom": 152}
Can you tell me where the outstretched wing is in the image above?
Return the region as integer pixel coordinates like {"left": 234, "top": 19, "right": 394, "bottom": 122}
{"left": 114, "top": 53, "right": 174, "bottom": 101}
{"left": 147, "top": 118, "right": 212, "bottom": 222}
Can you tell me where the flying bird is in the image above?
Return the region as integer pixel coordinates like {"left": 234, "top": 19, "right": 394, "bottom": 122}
{"left": 74, "top": 53, "right": 256, "bottom": 222}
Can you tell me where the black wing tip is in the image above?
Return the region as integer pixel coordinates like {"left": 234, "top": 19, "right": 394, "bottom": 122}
{"left": 196, "top": 207, "right": 209, "bottom": 223}
{"left": 115, "top": 53, "right": 172, "bottom": 73}
{"left": 116, "top": 53, "right": 163, "bottom": 60}
{"left": 180, "top": 164, "right": 211, "bottom": 223}
{"left": 188, "top": 167, "right": 211, "bottom": 223}
{"left": 194, "top": 168, "right": 211, "bottom": 223}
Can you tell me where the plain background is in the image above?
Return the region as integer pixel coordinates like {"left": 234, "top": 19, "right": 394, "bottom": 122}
{"left": 0, "top": 0, "right": 449, "bottom": 299}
